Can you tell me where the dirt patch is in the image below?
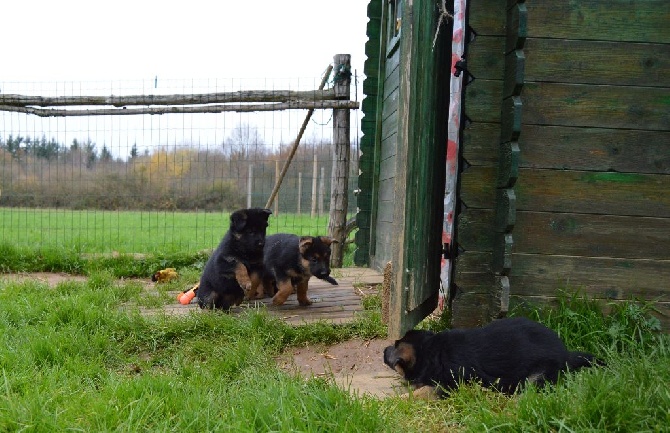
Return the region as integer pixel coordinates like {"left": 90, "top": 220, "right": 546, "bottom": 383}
{"left": 0, "top": 272, "right": 88, "bottom": 286}
{"left": 278, "top": 338, "right": 406, "bottom": 398}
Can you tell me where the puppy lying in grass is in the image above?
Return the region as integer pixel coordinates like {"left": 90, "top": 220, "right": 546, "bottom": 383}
{"left": 197, "top": 207, "right": 272, "bottom": 310}
{"left": 383, "top": 317, "right": 603, "bottom": 399}
{"left": 261, "top": 234, "right": 338, "bottom": 306}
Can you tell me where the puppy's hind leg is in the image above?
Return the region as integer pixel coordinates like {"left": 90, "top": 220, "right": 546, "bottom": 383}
{"left": 272, "top": 279, "right": 294, "bottom": 306}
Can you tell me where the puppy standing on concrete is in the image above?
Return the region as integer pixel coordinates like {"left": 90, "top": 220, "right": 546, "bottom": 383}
{"left": 262, "top": 234, "right": 338, "bottom": 306}
{"left": 197, "top": 208, "right": 272, "bottom": 310}
{"left": 384, "top": 317, "right": 603, "bottom": 398}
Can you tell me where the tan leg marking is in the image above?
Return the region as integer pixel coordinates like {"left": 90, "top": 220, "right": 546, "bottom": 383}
{"left": 296, "top": 278, "right": 312, "bottom": 306}
{"left": 272, "top": 280, "right": 294, "bottom": 305}
{"left": 234, "top": 262, "right": 253, "bottom": 299}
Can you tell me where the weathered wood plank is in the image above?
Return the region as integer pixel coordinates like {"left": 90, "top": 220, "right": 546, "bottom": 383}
{"left": 520, "top": 126, "right": 670, "bottom": 174}
{"left": 380, "top": 130, "right": 397, "bottom": 160}
{"left": 514, "top": 211, "right": 670, "bottom": 260}
{"left": 524, "top": 39, "right": 669, "bottom": 87}
{"left": 0, "top": 89, "right": 340, "bottom": 107}
{"left": 467, "top": 36, "right": 506, "bottom": 78}
{"left": 525, "top": 1, "right": 670, "bottom": 44}
{"left": 464, "top": 124, "right": 670, "bottom": 175}
{"left": 522, "top": 82, "right": 670, "bottom": 131}
{"left": 462, "top": 166, "right": 670, "bottom": 217}
{"left": 378, "top": 156, "right": 396, "bottom": 181}
{"left": 455, "top": 208, "right": 495, "bottom": 252}
{"left": 465, "top": 80, "right": 504, "bottom": 123}
{"left": 469, "top": 0, "right": 507, "bottom": 36}
{"left": 510, "top": 253, "right": 670, "bottom": 301}
{"left": 458, "top": 209, "right": 670, "bottom": 260}
{"left": 4, "top": 100, "right": 361, "bottom": 117}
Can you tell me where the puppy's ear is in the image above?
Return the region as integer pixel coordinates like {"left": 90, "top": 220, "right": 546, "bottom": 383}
{"left": 319, "top": 236, "right": 339, "bottom": 246}
{"left": 230, "top": 210, "right": 248, "bottom": 232}
{"left": 261, "top": 208, "right": 273, "bottom": 217}
{"left": 299, "top": 236, "right": 314, "bottom": 255}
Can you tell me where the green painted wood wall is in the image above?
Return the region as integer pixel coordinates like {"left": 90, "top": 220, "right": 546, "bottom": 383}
{"left": 453, "top": 0, "right": 670, "bottom": 329}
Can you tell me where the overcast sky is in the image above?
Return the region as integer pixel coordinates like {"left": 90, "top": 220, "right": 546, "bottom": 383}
{"left": 1, "top": 1, "right": 371, "bottom": 155}
{"left": 2, "top": 1, "right": 369, "bottom": 82}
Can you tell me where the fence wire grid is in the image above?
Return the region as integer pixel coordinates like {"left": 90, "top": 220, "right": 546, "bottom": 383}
{"left": 0, "top": 73, "right": 360, "bottom": 254}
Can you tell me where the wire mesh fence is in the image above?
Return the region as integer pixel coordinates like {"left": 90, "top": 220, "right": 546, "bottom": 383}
{"left": 0, "top": 73, "right": 360, "bottom": 254}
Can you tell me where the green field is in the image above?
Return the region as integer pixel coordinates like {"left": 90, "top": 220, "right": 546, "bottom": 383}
{"left": 0, "top": 207, "right": 335, "bottom": 254}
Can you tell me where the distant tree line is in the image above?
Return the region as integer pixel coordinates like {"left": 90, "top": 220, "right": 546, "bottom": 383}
{"left": 0, "top": 124, "right": 358, "bottom": 213}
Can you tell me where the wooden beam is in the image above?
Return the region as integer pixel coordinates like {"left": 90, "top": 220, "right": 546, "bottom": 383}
{"left": 0, "top": 100, "right": 359, "bottom": 117}
{"left": 0, "top": 89, "right": 338, "bottom": 107}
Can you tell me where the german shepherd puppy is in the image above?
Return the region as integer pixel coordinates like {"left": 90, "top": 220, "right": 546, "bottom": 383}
{"left": 384, "top": 317, "right": 603, "bottom": 398}
{"left": 197, "top": 208, "right": 272, "bottom": 310}
{"left": 261, "top": 234, "right": 338, "bottom": 306}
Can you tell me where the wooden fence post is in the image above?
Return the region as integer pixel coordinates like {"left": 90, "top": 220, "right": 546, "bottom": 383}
{"left": 297, "top": 172, "right": 302, "bottom": 215}
{"left": 327, "top": 54, "right": 351, "bottom": 267}
{"left": 247, "top": 164, "right": 253, "bottom": 208}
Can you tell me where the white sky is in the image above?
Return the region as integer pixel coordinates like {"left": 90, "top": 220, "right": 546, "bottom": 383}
{"left": 1, "top": 0, "right": 369, "bottom": 83}
{"left": 0, "top": 1, "right": 371, "bottom": 155}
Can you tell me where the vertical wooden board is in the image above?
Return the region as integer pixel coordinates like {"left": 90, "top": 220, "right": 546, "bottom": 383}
{"left": 505, "top": 3, "right": 527, "bottom": 53}
{"left": 503, "top": 50, "right": 525, "bottom": 98}
{"left": 525, "top": 0, "right": 670, "bottom": 43}
{"left": 500, "top": 96, "right": 522, "bottom": 143}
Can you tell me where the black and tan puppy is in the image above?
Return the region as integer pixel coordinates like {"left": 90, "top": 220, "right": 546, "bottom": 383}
{"left": 384, "top": 317, "right": 602, "bottom": 398}
{"left": 196, "top": 207, "right": 272, "bottom": 310}
{"left": 261, "top": 233, "right": 338, "bottom": 306}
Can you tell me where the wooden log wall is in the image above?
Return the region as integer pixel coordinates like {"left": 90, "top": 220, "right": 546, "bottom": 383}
{"left": 453, "top": 0, "right": 670, "bottom": 329}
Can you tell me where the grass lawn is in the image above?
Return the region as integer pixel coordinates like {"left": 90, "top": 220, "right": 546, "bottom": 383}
{"left": 1, "top": 267, "right": 668, "bottom": 432}
{"left": 0, "top": 207, "right": 336, "bottom": 255}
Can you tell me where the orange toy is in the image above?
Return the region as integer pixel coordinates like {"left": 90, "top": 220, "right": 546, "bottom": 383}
{"left": 177, "top": 284, "right": 199, "bottom": 305}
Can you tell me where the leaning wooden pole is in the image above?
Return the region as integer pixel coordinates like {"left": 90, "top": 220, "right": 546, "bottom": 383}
{"left": 265, "top": 65, "right": 333, "bottom": 210}
{"left": 327, "top": 54, "right": 352, "bottom": 268}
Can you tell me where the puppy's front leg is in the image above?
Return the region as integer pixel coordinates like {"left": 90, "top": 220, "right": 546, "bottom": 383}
{"left": 272, "top": 279, "right": 294, "bottom": 305}
{"left": 295, "top": 278, "right": 312, "bottom": 306}
{"left": 234, "top": 262, "right": 253, "bottom": 299}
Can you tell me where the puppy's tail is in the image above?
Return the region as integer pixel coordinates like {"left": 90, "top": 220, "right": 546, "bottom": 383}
{"left": 567, "top": 351, "right": 605, "bottom": 370}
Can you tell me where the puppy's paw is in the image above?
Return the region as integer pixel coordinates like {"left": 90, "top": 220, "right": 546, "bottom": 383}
{"left": 298, "top": 297, "right": 313, "bottom": 306}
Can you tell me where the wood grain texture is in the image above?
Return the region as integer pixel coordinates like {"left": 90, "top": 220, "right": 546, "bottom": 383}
{"left": 458, "top": 209, "right": 670, "bottom": 260}
{"left": 523, "top": 39, "right": 669, "bottom": 87}
{"left": 525, "top": 0, "right": 670, "bottom": 43}
{"left": 464, "top": 123, "right": 670, "bottom": 175}
{"left": 462, "top": 166, "right": 670, "bottom": 217}
{"left": 509, "top": 253, "right": 670, "bottom": 301}
{"left": 522, "top": 82, "right": 670, "bottom": 130}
